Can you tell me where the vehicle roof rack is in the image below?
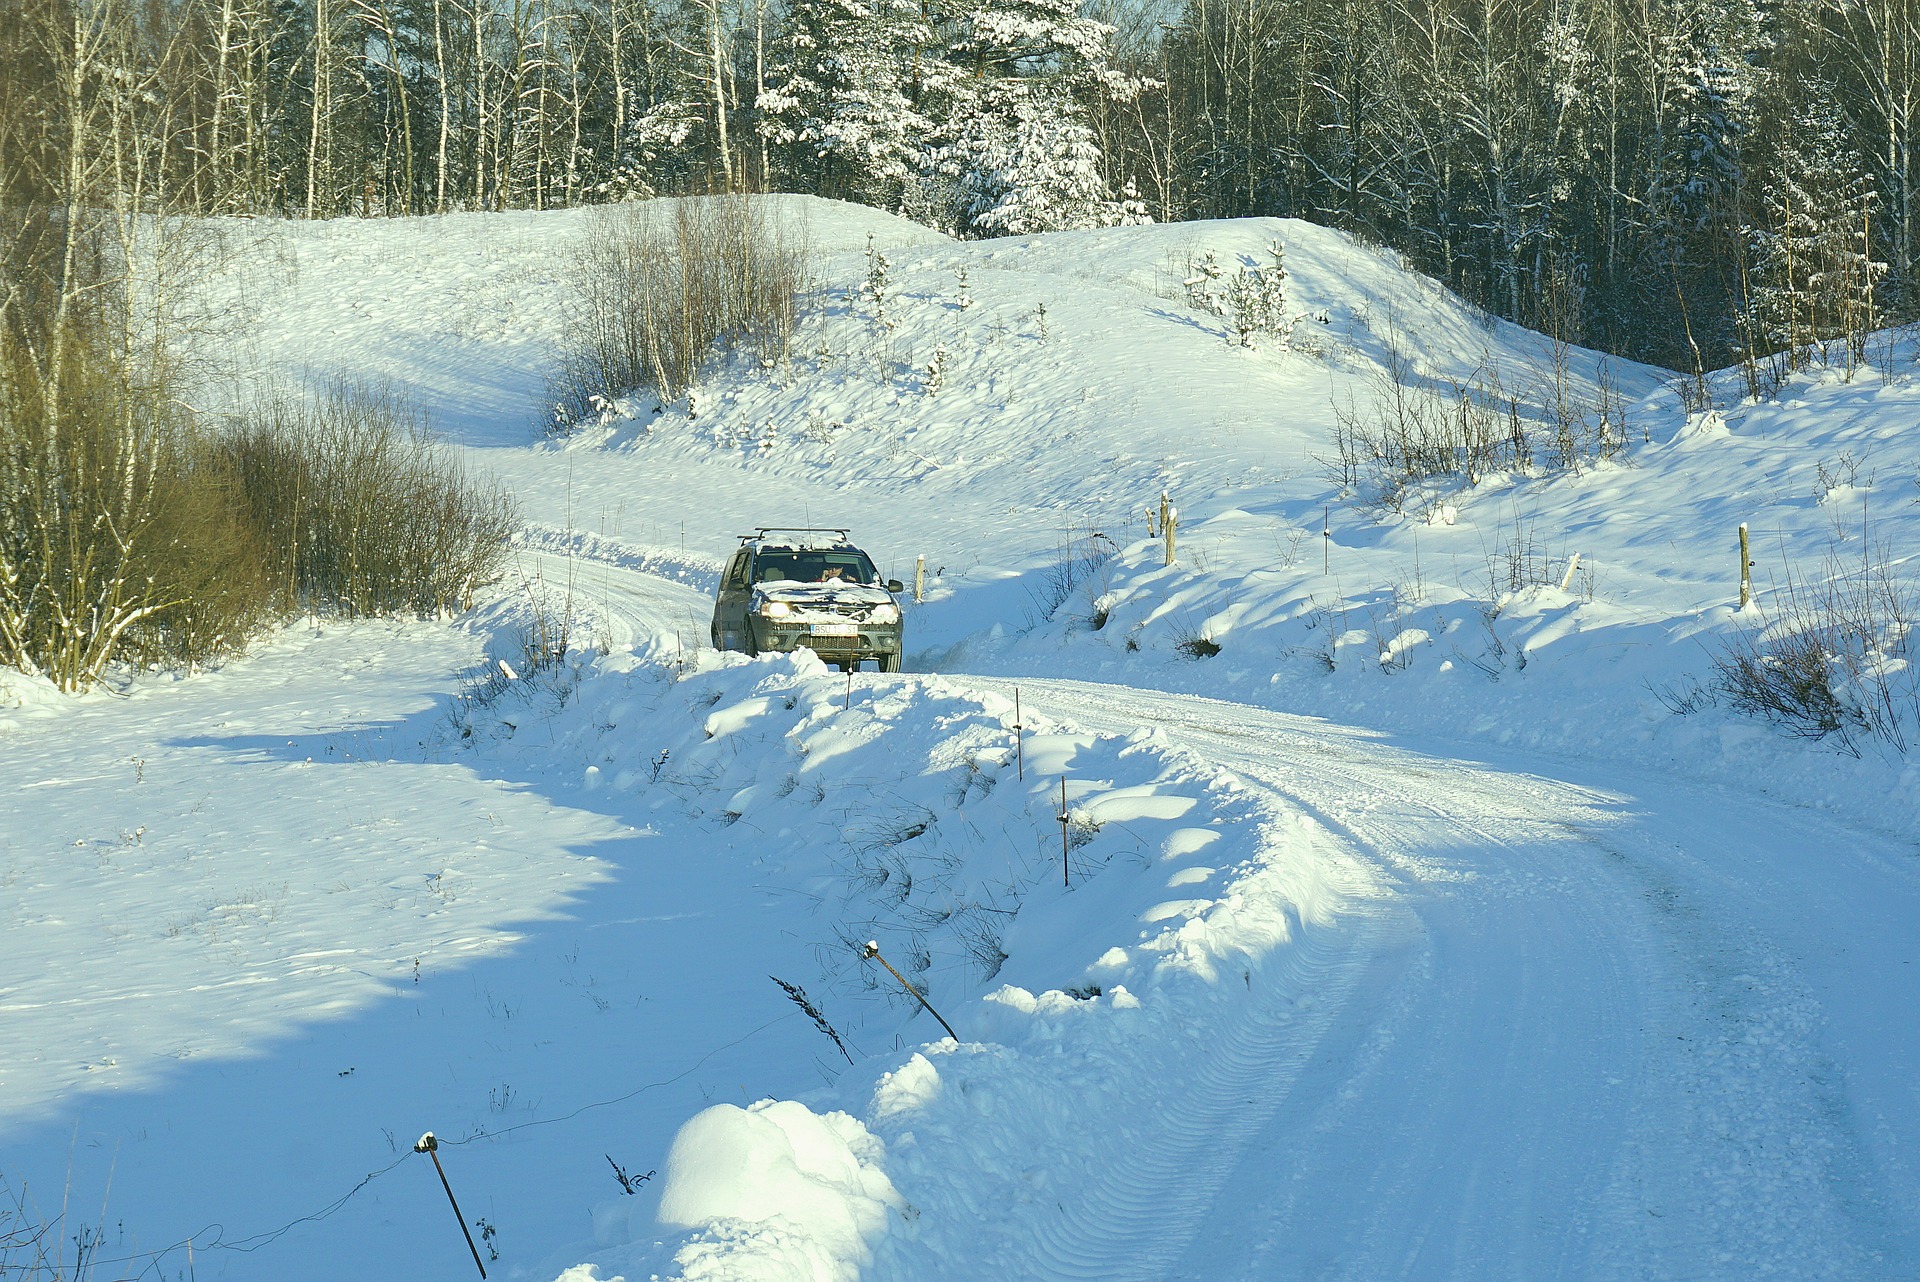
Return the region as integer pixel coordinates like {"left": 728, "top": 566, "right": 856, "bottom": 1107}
{"left": 737, "top": 526, "right": 852, "bottom": 542}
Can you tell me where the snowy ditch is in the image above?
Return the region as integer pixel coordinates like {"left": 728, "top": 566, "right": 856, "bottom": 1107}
{"left": 455, "top": 631, "right": 1374, "bottom": 1281}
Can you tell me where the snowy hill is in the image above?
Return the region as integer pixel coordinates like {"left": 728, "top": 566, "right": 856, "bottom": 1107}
{"left": 4, "top": 197, "right": 1918, "bottom": 1282}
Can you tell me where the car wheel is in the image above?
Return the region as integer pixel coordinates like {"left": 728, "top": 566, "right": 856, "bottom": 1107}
{"left": 879, "top": 654, "right": 901, "bottom": 673}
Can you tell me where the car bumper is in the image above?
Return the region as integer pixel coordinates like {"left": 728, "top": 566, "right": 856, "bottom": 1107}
{"left": 750, "top": 621, "right": 901, "bottom": 660}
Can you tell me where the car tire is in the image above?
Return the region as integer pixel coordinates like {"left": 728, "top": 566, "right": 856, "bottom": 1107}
{"left": 879, "top": 654, "right": 901, "bottom": 673}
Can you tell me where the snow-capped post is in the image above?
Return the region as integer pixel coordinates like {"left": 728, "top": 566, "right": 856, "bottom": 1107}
{"left": 1323, "top": 506, "right": 1332, "bottom": 575}
{"left": 1558, "top": 553, "right": 1582, "bottom": 592}
{"left": 845, "top": 667, "right": 854, "bottom": 710}
{"left": 913, "top": 554, "right": 925, "bottom": 603}
{"left": 1739, "top": 523, "right": 1753, "bottom": 608}
{"left": 413, "top": 1132, "right": 487, "bottom": 1278}
{"left": 1158, "top": 492, "right": 1177, "bottom": 566}
{"left": 862, "top": 940, "right": 957, "bottom": 1041}
{"left": 1058, "top": 776, "right": 1072, "bottom": 888}
{"left": 1013, "top": 688, "right": 1025, "bottom": 780}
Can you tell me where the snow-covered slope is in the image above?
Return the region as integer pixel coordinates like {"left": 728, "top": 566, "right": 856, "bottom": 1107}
{"left": 5, "top": 198, "right": 1919, "bottom": 1282}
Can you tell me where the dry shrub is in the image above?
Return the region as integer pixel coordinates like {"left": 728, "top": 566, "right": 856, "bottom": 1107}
{"left": 1327, "top": 363, "right": 1531, "bottom": 509}
{"left": 0, "top": 215, "right": 278, "bottom": 686}
{"left": 1025, "top": 525, "right": 1115, "bottom": 625}
{"left": 1715, "top": 540, "right": 1920, "bottom": 754}
{"left": 550, "top": 194, "right": 808, "bottom": 427}
{"left": 1325, "top": 341, "right": 1628, "bottom": 510}
{"left": 222, "top": 382, "right": 516, "bottom": 619}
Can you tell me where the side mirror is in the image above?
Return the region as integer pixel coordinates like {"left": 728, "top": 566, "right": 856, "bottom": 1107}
{"left": 886, "top": 579, "right": 905, "bottom": 594}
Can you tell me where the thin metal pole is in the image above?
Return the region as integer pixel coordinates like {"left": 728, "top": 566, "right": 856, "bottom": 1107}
{"left": 415, "top": 1133, "right": 487, "bottom": 1279}
{"left": 1738, "top": 522, "right": 1752, "bottom": 608}
{"left": 1014, "top": 688, "right": 1024, "bottom": 780}
{"left": 1059, "top": 776, "right": 1071, "bottom": 888}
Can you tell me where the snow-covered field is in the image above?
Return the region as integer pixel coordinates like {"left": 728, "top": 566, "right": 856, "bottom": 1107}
{"left": 4, "top": 197, "right": 1919, "bottom": 1281}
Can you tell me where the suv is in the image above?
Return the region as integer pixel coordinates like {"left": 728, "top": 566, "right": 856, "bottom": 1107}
{"left": 710, "top": 528, "right": 906, "bottom": 671}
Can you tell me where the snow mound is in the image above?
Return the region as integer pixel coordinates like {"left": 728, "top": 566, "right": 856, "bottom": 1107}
{"left": 651, "top": 1100, "right": 901, "bottom": 1282}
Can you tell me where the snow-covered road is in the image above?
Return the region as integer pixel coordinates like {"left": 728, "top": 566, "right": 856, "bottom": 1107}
{"left": 512, "top": 528, "right": 1920, "bottom": 1280}
{"left": 14, "top": 195, "right": 1920, "bottom": 1282}
{"left": 996, "top": 680, "right": 1920, "bottom": 1280}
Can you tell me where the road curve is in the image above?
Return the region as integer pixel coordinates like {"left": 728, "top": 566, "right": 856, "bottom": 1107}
{"left": 570, "top": 531, "right": 1920, "bottom": 1281}
{"left": 998, "top": 679, "right": 1920, "bottom": 1282}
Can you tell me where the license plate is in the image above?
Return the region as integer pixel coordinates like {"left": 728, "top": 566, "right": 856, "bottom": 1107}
{"left": 809, "top": 623, "right": 858, "bottom": 637}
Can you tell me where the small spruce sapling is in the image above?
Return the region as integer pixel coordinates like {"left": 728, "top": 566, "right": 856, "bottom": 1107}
{"left": 862, "top": 234, "right": 893, "bottom": 329}
{"left": 924, "top": 344, "right": 950, "bottom": 396}
{"left": 954, "top": 264, "right": 974, "bottom": 311}
{"left": 1225, "top": 271, "right": 1265, "bottom": 346}
{"left": 1184, "top": 250, "right": 1226, "bottom": 315}
{"left": 1226, "top": 242, "right": 1299, "bottom": 347}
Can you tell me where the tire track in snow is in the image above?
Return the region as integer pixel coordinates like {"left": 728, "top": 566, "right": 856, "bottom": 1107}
{"left": 577, "top": 552, "right": 1916, "bottom": 1281}
{"left": 998, "top": 681, "right": 1903, "bottom": 1281}
{"left": 999, "top": 682, "right": 1648, "bottom": 1282}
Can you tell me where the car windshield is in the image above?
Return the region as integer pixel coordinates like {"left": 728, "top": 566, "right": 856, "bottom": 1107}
{"left": 753, "top": 550, "right": 878, "bottom": 584}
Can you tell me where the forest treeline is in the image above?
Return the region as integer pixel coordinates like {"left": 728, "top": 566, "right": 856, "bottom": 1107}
{"left": 0, "top": 0, "right": 515, "bottom": 691}
{"left": 1, "top": 0, "right": 1910, "bottom": 688}
{"left": 4, "top": 0, "right": 1915, "bottom": 372}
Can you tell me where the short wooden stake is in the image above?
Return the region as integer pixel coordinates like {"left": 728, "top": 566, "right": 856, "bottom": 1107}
{"left": 1058, "top": 776, "right": 1071, "bottom": 888}
{"left": 414, "top": 1132, "right": 486, "bottom": 1279}
{"left": 862, "top": 941, "right": 957, "bottom": 1041}
{"left": 1163, "top": 504, "right": 1178, "bottom": 567}
{"left": 1013, "top": 688, "right": 1024, "bottom": 780}
{"left": 1322, "top": 506, "right": 1331, "bottom": 575}
{"left": 1738, "top": 523, "right": 1753, "bottom": 608}
{"left": 1558, "top": 552, "right": 1582, "bottom": 591}
{"left": 913, "top": 554, "right": 925, "bottom": 603}
{"left": 845, "top": 667, "right": 854, "bottom": 709}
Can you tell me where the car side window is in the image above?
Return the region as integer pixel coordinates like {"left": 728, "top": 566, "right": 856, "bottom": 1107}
{"left": 725, "top": 553, "right": 750, "bottom": 589}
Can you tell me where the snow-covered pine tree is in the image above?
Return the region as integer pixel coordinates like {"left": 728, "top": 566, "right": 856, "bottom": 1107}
{"left": 757, "top": 0, "right": 934, "bottom": 205}
{"left": 1660, "top": 0, "right": 1766, "bottom": 224}
{"left": 1742, "top": 85, "right": 1887, "bottom": 378}
{"left": 949, "top": 92, "right": 1147, "bottom": 234}
{"left": 930, "top": 0, "right": 1152, "bottom": 235}
{"left": 602, "top": 99, "right": 711, "bottom": 199}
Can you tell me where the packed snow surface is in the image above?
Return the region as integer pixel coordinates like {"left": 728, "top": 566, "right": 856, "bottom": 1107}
{"left": 4, "top": 197, "right": 1919, "bottom": 1282}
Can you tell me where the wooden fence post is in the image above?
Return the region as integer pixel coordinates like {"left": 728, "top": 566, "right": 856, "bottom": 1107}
{"left": 913, "top": 554, "right": 925, "bottom": 603}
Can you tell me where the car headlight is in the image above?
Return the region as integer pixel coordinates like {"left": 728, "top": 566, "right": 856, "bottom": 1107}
{"left": 868, "top": 603, "right": 900, "bottom": 624}
{"left": 759, "top": 600, "right": 791, "bottom": 619}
